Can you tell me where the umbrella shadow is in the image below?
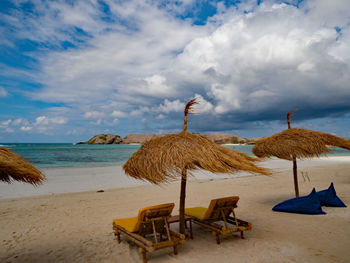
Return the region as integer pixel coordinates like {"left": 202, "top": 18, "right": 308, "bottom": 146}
{"left": 256, "top": 194, "right": 294, "bottom": 207}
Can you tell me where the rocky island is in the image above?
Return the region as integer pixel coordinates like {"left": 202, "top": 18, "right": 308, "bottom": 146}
{"left": 206, "top": 133, "right": 247, "bottom": 144}
{"left": 76, "top": 134, "right": 157, "bottom": 145}
{"left": 77, "top": 133, "right": 262, "bottom": 145}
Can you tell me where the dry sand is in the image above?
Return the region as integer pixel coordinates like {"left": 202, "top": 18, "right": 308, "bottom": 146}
{"left": 0, "top": 158, "right": 349, "bottom": 263}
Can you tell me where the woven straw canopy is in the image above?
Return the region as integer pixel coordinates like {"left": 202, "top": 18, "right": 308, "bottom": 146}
{"left": 0, "top": 147, "right": 46, "bottom": 185}
{"left": 252, "top": 110, "right": 350, "bottom": 197}
{"left": 124, "top": 130, "right": 270, "bottom": 184}
{"left": 123, "top": 98, "right": 270, "bottom": 234}
{"left": 253, "top": 128, "right": 350, "bottom": 160}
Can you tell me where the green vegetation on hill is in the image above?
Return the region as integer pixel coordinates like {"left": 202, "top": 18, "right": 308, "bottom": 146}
{"left": 87, "top": 138, "right": 96, "bottom": 144}
{"left": 99, "top": 134, "right": 107, "bottom": 140}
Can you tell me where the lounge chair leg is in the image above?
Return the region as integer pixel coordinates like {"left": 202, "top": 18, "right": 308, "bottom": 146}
{"left": 240, "top": 231, "right": 244, "bottom": 239}
{"left": 215, "top": 233, "right": 221, "bottom": 245}
{"left": 189, "top": 219, "right": 193, "bottom": 239}
{"left": 140, "top": 248, "right": 147, "bottom": 263}
{"left": 115, "top": 231, "right": 121, "bottom": 244}
{"left": 173, "top": 245, "right": 178, "bottom": 255}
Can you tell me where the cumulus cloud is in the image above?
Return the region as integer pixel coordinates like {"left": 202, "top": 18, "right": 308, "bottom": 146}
{"left": 0, "top": 119, "right": 14, "bottom": 133}
{"left": 111, "top": 110, "right": 127, "bottom": 118}
{"left": 84, "top": 111, "right": 105, "bottom": 119}
{"left": 2, "top": 0, "right": 350, "bottom": 137}
{"left": 0, "top": 119, "right": 11, "bottom": 127}
{"left": 194, "top": 94, "right": 214, "bottom": 113}
{"left": 156, "top": 114, "right": 165, "bottom": 119}
{"left": 141, "top": 75, "right": 175, "bottom": 98}
{"left": 111, "top": 118, "right": 119, "bottom": 125}
{"left": 0, "top": 87, "right": 8, "bottom": 97}
{"left": 158, "top": 99, "right": 185, "bottom": 113}
{"left": 164, "top": 0, "right": 350, "bottom": 126}
{"left": 15, "top": 0, "right": 208, "bottom": 104}
{"left": 12, "top": 118, "right": 29, "bottom": 126}
{"left": 37, "top": 2, "right": 349, "bottom": 121}
{"left": 20, "top": 126, "right": 32, "bottom": 131}
{"left": 0, "top": 116, "right": 67, "bottom": 134}
{"left": 27, "top": 116, "right": 66, "bottom": 132}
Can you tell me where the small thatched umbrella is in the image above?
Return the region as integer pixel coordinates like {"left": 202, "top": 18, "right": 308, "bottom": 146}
{"left": 0, "top": 147, "right": 46, "bottom": 185}
{"left": 124, "top": 99, "right": 270, "bottom": 234}
{"left": 253, "top": 110, "right": 350, "bottom": 197}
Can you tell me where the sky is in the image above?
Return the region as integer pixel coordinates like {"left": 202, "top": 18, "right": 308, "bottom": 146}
{"left": 0, "top": 0, "right": 350, "bottom": 143}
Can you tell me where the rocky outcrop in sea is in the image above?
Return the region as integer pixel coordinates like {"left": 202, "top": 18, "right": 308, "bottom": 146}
{"left": 76, "top": 134, "right": 123, "bottom": 144}
{"left": 120, "top": 134, "right": 157, "bottom": 144}
{"left": 206, "top": 133, "right": 247, "bottom": 144}
{"left": 77, "top": 134, "right": 157, "bottom": 145}
{"left": 77, "top": 133, "right": 262, "bottom": 145}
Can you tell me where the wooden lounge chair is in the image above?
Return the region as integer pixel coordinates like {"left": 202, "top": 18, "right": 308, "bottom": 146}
{"left": 185, "top": 196, "right": 252, "bottom": 244}
{"left": 113, "top": 203, "right": 185, "bottom": 263}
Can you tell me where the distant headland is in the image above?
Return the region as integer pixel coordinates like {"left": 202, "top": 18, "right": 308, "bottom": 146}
{"left": 76, "top": 133, "right": 262, "bottom": 145}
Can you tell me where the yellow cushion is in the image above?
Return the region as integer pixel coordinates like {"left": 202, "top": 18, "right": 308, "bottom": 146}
{"left": 185, "top": 207, "right": 208, "bottom": 220}
{"left": 113, "top": 217, "right": 139, "bottom": 232}
{"left": 186, "top": 196, "right": 240, "bottom": 220}
{"left": 114, "top": 203, "right": 175, "bottom": 233}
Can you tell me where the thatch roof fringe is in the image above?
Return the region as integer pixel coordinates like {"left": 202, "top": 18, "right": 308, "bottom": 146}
{"left": 124, "top": 131, "right": 270, "bottom": 184}
{"left": 253, "top": 128, "right": 350, "bottom": 161}
{"left": 0, "top": 147, "right": 46, "bottom": 185}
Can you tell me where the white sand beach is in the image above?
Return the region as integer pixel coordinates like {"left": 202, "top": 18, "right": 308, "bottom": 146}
{"left": 0, "top": 157, "right": 349, "bottom": 262}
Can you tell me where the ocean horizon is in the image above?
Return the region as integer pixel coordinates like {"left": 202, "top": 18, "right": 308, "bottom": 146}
{"left": 2, "top": 143, "right": 350, "bottom": 169}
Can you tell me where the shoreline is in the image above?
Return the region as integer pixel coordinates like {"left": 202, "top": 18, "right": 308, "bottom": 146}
{"left": 32, "top": 155, "right": 350, "bottom": 170}
{"left": 37, "top": 155, "right": 350, "bottom": 169}
{"left": 1, "top": 156, "right": 349, "bottom": 200}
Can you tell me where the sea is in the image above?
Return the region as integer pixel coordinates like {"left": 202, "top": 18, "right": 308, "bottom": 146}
{"left": 1, "top": 143, "right": 350, "bottom": 169}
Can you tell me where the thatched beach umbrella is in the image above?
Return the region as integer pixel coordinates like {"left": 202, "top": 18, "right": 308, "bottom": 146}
{"left": 123, "top": 99, "right": 270, "bottom": 234}
{"left": 253, "top": 110, "right": 350, "bottom": 197}
{"left": 0, "top": 147, "right": 46, "bottom": 185}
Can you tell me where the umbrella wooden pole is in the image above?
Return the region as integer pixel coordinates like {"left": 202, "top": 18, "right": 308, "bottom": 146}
{"left": 179, "top": 169, "right": 187, "bottom": 235}
{"left": 293, "top": 157, "right": 299, "bottom": 197}
{"left": 184, "top": 115, "right": 188, "bottom": 132}
{"left": 288, "top": 111, "right": 299, "bottom": 197}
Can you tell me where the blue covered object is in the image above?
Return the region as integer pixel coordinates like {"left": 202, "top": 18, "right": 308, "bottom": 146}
{"left": 273, "top": 188, "right": 326, "bottom": 214}
{"left": 316, "top": 183, "right": 347, "bottom": 207}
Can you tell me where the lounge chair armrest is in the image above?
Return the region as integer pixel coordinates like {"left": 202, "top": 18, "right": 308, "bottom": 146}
{"left": 169, "top": 230, "right": 186, "bottom": 240}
